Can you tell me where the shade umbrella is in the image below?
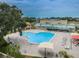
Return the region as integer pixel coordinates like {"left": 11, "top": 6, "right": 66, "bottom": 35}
{"left": 38, "top": 42, "right": 55, "bottom": 58}
{"left": 38, "top": 42, "right": 54, "bottom": 49}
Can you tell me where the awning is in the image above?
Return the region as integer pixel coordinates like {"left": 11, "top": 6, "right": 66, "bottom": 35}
{"left": 71, "top": 33, "right": 79, "bottom": 39}
{"left": 71, "top": 35, "right": 79, "bottom": 39}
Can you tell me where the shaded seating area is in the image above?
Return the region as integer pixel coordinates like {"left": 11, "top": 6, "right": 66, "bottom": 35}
{"left": 71, "top": 33, "right": 79, "bottom": 46}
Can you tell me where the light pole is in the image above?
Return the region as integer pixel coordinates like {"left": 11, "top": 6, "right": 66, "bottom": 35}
{"left": 44, "top": 48, "right": 47, "bottom": 58}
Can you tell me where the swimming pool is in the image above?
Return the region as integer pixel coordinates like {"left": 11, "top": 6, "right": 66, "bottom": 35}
{"left": 22, "top": 32, "right": 55, "bottom": 43}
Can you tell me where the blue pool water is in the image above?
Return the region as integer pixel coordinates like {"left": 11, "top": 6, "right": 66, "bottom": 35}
{"left": 22, "top": 32, "right": 54, "bottom": 43}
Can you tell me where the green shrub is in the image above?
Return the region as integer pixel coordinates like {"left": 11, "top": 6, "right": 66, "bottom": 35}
{"left": 0, "top": 44, "right": 26, "bottom": 58}
{"left": 58, "top": 50, "right": 74, "bottom": 58}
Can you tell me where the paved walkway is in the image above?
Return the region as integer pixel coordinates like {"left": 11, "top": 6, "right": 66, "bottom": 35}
{"left": 4, "top": 29, "right": 79, "bottom": 58}
{"left": 51, "top": 31, "right": 79, "bottom": 58}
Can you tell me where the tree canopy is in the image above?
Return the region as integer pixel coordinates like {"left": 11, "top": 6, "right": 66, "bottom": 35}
{"left": 0, "top": 2, "right": 26, "bottom": 50}
{"left": 0, "top": 3, "right": 24, "bottom": 36}
{"left": 22, "top": 17, "right": 36, "bottom": 23}
{"left": 0, "top": 3, "right": 27, "bottom": 57}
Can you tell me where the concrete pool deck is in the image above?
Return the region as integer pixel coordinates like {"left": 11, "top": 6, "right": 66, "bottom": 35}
{"left": 4, "top": 29, "right": 79, "bottom": 58}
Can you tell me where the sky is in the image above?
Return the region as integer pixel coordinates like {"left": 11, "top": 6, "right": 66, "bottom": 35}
{"left": 0, "top": 0, "right": 79, "bottom": 18}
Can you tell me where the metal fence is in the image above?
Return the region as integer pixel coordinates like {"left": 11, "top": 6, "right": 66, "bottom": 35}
{"left": 35, "top": 23, "right": 76, "bottom": 31}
